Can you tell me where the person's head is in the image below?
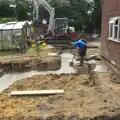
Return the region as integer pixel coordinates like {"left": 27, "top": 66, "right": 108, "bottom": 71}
{"left": 81, "top": 39, "right": 87, "bottom": 44}
{"left": 78, "top": 38, "right": 86, "bottom": 43}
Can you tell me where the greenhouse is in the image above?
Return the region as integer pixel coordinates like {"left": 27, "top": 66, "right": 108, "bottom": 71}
{"left": 0, "top": 21, "right": 31, "bottom": 50}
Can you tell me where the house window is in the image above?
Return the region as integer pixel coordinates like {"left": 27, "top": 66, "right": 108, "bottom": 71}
{"left": 109, "top": 17, "right": 120, "bottom": 41}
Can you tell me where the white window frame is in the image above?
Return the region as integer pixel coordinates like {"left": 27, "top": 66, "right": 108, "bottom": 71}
{"left": 108, "top": 17, "right": 120, "bottom": 42}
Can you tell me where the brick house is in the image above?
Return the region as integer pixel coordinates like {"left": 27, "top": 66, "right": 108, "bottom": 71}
{"left": 101, "top": 0, "right": 120, "bottom": 70}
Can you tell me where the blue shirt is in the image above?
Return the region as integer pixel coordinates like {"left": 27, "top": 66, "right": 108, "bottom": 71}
{"left": 74, "top": 41, "right": 86, "bottom": 48}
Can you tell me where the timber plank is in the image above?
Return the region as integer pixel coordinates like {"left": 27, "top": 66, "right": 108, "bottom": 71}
{"left": 11, "top": 90, "right": 64, "bottom": 96}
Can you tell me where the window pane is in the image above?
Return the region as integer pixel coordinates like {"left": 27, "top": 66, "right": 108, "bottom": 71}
{"left": 114, "top": 26, "right": 118, "bottom": 39}
{"left": 54, "top": 19, "right": 68, "bottom": 35}
{"left": 54, "top": 19, "right": 61, "bottom": 35}
{"left": 119, "top": 25, "right": 120, "bottom": 41}
{"left": 115, "top": 19, "right": 118, "bottom": 25}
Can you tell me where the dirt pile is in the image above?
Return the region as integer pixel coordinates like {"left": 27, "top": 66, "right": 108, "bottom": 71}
{"left": 0, "top": 72, "right": 120, "bottom": 119}
{"left": 0, "top": 47, "right": 61, "bottom": 72}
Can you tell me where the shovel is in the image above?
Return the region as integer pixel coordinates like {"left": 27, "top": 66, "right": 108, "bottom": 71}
{"left": 69, "top": 50, "right": 76, "bottom": 67}
{"left": 69, "top": 56, "right": 74, "bottom": 67}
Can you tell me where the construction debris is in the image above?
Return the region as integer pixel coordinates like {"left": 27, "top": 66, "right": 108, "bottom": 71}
{"left": 48, "top": 52, "right": 58, "bottom": 56}
{"left": 11, "top": 90, "right": 64, "bottom": 96}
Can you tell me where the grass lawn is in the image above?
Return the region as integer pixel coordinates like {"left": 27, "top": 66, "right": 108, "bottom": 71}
{"left": 0, "top": 51, "right": 19, "bottom": 56}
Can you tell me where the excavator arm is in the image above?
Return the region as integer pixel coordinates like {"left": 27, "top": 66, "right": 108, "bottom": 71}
{"left": 33, "top": 0, "right": 55, "bottom": 34}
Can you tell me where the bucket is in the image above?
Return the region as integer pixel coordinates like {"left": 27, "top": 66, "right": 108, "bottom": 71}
{"left": 32, "top": 44, "right": 36, "bottom": 48}
{"left": 42, "top": 42, "right": 47, "bottom": 47}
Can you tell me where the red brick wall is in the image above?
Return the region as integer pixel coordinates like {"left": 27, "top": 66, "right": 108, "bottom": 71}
{"left": 101, "top": 0, "right": 120, "bottom": 69}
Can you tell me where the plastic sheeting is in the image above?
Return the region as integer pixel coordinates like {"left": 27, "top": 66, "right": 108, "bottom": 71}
{"left": 0, "top": 23, "right": 6, "bottom": 30}
{"left": 0, "top": 21, "right": 31, "bottom": 30}
{"left": 13, "top": 21, "right": 27, "bottom": 29}
{"left": 2, "top": 22, "right": 17, "bottom": 30}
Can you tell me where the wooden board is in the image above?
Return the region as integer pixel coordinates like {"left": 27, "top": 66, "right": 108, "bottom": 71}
{"left": 11, "top": 90, "right": 64, "bottom": 96}
{"left": 94, "top": 65, "right": 109, "bottom": 73}
{"left": 48, "top": 52, "right": 58, "bottom": 56}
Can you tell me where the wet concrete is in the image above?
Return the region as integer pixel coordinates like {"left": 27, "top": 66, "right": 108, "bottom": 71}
{"left": 0, "top": 51, "right": 76, "bottom": 93}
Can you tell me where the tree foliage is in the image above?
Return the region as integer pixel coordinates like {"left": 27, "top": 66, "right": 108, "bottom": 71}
{"left": 0, "top": 17, "right": 16, "bottom": 23}
{"left": 15, "top": 0, "right": 33, "bottom": 20}
{"left": 0, "top": 0, "right": 33, "bottom": 21}
{"left": 0, "top": 0, "right": 102, "bottom": 33}
{"left": 0, "top": 0, "right": 15, "bottom": 17}
{"left": 49, "top": 0, "right": 102, "bottom": 32}
{"left": 92, "top": 0, "right": 102, "bottom": 33}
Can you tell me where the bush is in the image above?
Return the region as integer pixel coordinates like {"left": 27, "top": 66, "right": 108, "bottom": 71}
{"left": 0, "top": 17, "right": 16, "bottom": 23}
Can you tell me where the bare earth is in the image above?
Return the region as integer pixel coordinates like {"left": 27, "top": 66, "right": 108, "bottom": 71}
{"left": 0, "top": 48, "right": 120, "bottom": 120}
{"left": 1, "top": 71, "right": 120, "bottom": 119}
{"left": 0, "top": 46, "right": 61, "bottom": 72}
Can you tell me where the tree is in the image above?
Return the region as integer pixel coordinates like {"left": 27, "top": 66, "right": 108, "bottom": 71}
{"left": 0, "top": 0, "right": 102, "bottom": 33}
{"left": 49, "top": 0, "right": 102, "bottom": 33}
{"left": 49, "top": 0, "right": 92, "bottom": 31}
{"left": 0, "top": 0, "right": 33, "bottom": 21}
{"left": 0, "top": 0, "right": 15, "bottom": 17}
{"left": 91, "top": 0, "right": 102, "bottom": 33}
{"left": 15, "top": 0, "right": 33, "bottom": 20}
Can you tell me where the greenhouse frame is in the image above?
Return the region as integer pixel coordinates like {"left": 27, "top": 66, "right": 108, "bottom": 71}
{"left": 0, "top": 21, "right": 31, "bottom": 50}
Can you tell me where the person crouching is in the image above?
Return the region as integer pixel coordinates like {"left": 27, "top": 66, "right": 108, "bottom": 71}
{"left": 72, "top": 39, "right": 87, "bottom": 66}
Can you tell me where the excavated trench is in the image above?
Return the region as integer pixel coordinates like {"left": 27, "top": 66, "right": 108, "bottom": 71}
{"left": 0, "top": 51, "right": 76, "bottom": 93}
{"left": 0, "top": 113, "right": 120, "bottom": 120}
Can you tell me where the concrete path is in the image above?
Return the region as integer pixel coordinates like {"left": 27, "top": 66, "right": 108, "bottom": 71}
{"left": 0, "top": 51, "right": 76, "bottom": 93}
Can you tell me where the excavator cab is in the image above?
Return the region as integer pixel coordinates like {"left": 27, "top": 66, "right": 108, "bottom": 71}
{"left": 54, "top": 18, "right": 68, "bottom": 36}
{"left": 53, "top": 18, "right": 76, "bottom": 38}
{"left": 45, "top": 18, "right": 76, "bottom": 44}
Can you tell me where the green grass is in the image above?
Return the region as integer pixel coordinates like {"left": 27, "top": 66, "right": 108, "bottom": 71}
{"left": 27, "top": 46, "right": 44, "bottom": 53}
{"left": 0, "top": 51, "right": 18, "bottom": 56}
{"left": 0, "top": 43, "right": 48, "bottom": 56}
{"left": 27, "top": 47, "right": 36, "bottom": 53}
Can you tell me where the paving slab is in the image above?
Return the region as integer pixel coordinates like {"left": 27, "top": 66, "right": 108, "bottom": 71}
{"left": 94, "top": 65, "right": 109, "bottom": 73}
